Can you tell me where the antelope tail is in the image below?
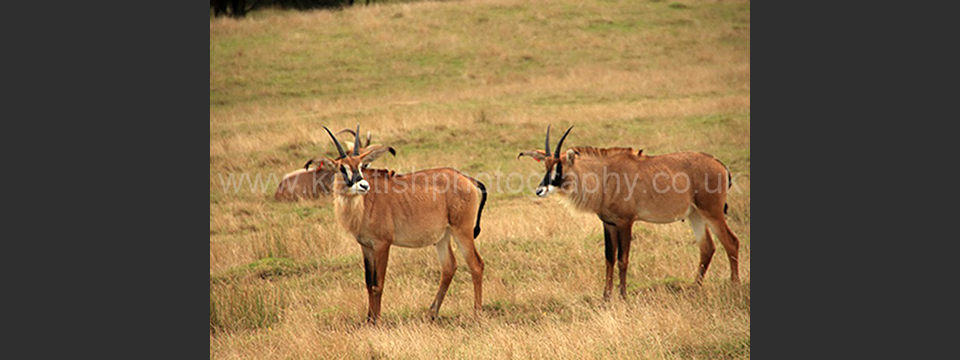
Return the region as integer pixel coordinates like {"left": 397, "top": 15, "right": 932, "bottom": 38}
{"left": 473, "top": 180, "right": 487, "bottom": 238}
{"left": 714, "top": 157, "right": 733, "bottom": 214}
{"left": 724, "top": 162, "right": 731, "bottom": 214}
{"left": 726, "top": 165, "right": 732, "bottom": 189}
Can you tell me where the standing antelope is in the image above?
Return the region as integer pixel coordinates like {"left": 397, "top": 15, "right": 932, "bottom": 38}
{"left": 519, "top": 126, "right": 740, "bottom": 300}
{"left": 321, "top": 124, "right": 487, "bottom": 324}
{"left": 274, "top": 129, "right": 392, "bottom": 201}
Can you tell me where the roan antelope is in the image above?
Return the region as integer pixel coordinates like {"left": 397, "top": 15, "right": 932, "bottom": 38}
{"left": 519, "top": 126, "right": 740, "bottom": 300}
{"left": 274, "top": 129, "right": 393, "bottom": 201}
{"left": 321, "top": 124, "right": 487, "bottom": 324}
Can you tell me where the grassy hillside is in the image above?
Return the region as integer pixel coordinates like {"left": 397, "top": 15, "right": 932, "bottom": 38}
{"left": 210, "top": 0, "right": 750, "bottom": 358}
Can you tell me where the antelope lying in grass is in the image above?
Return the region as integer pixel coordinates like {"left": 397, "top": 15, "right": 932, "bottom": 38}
{"left": 519, "top": 126, "right": 740, "bottom": 300}
{"left": 274, "top": 129, "right": 393, "bottom": 201}
{"left": 322, "top": 125, "right": 487, "bottom": 324}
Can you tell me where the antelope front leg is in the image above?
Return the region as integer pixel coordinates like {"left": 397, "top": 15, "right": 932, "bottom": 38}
{"left": 616, "top": 222, "right": 634, "bottom": 300}
{"left": 360, "top": 244, "right": 377, "bottom": 324}
{"left": 369, "top": 241, "right": 392, "bottom": 323}
{"left": 602, "top": 222, "right": 619, "bottom": 301}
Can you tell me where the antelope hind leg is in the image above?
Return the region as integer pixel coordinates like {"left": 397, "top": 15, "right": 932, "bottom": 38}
{"left": 705, "top": 215, "right": 740, "bottom": 284}
{"left": 452, "top": 228, "right": 484, "bottom": 316}
{"left": 689, "top": 211, "right": 716, "bottom": 285}
{"left": 429, "top": 233, "right": 456, "bottom": 320}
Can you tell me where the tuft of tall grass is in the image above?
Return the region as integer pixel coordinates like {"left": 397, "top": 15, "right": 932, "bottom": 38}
{"left": 210, "top": 280, "right": 288, "bottom": 333}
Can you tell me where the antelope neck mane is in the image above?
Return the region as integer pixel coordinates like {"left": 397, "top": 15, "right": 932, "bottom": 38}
{"left": 361, "top": 167, "right": 461, "bottom": 180}
{"left": 557, "top": 147, "right": 643, "bottom": 214}
{"left": 361, "top": 168, "right": 396, "bottom": 179}
{"left": 569, "top": 146, "right": 640, "bottom": 159}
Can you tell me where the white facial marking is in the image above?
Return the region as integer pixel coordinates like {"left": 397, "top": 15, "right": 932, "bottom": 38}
{"left": 535, "top": 185, "right": 557, "bottom": 197}
{"left": 352, "top": 179, "right": 370, "bottom": 194}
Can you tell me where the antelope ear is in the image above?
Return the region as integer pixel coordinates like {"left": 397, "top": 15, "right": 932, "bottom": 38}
{"left": 304, "top": 157, "right": 336, "bottom": 171}
{"left": 563, "top": 149, "right": 580, "bottom": 165}
{"left": 359, "top": 145, "right": 396, "bottom": 165}
{"left": 517, "top": 150, "right": 548, "bottom": 162}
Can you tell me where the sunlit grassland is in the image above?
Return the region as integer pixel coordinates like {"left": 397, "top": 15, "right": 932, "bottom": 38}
{"left": 211, "top": 0, "right": 749, "bottom": 358}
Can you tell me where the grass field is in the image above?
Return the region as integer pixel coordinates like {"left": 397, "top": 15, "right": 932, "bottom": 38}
{"left": 210, "top": 0, "right": 750, "bottom": 358}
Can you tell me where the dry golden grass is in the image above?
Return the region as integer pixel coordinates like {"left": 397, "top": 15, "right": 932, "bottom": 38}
{"left": 211, "top": 0, "right": 750, "bottom": 358}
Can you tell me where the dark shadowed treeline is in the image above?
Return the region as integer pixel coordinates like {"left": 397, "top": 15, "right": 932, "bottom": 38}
{"left": 211, "top": 0, "right": 381, "bottom": 17}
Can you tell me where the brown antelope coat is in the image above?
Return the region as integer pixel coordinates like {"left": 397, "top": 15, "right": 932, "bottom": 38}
{"left": 520, "top": 126, "right": 740, "bottom": 300}
{"left": 323, "top": 126, "right": 487, "bottom": 323}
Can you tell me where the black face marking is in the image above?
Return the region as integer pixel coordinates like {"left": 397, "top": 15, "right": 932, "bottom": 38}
{"left": 339, "top": 165, "right": 351, "bottom": 186}
{"left": 352, "top": 169, "right": 363, "bottom": 185}
{"left": 339, "top": 165, "right": 364, "bottom": 187}
{"left": 539, "top": 167, "right": 551, "bottom": 188}
{"left": 552, "top": 162, "right": 564, "bottom": 186}
{"left": 540, "top": 162, "right": 565, "bottom": 188}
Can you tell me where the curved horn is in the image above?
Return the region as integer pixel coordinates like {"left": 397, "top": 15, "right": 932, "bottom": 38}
{"left": 365, "top": 131, "right": 372, "bottom": 148}
{"left": 323, "top": 126, "right": 347, "bottom": 159}
{"left": 353, "top": 123, "right": 361, "bottom": 156}
{"left": 336, "top": 128, "right": 360, "bottom": 153}
{"left": 517, "top": 150, "right": 546, "bottom": 161}
{"left": 336, "top": 128, "right": 357, "bottom": 138}
{"left": 544, "top": 125, "right": 552, "bottom": 157}
{"left": 554, "top": 125, "right": 574, "bottom": 158}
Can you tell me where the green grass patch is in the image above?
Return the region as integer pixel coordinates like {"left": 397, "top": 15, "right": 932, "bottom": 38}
{"left": 627, "top": 276, "right": 689, "bottom": 294}
{"left": 482, "top": 297, "right": 576, "bottom": 324}
{"left": 212, "top": 257, "right": 317, "bottom": 284}
{"left": 585, "top": 19, "right": 646, "bottom": 33}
